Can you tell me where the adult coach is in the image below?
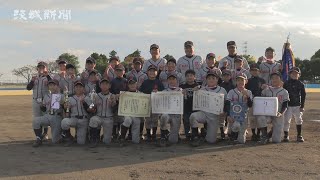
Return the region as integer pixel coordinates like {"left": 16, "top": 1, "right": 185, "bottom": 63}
{"left": 177, "top": 41, "right": 204, "bottom": 84}
{"left": 218, "top": 41, "right": 250, "bottom": 70}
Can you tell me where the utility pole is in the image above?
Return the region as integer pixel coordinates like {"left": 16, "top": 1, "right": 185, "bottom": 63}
{"left": 243, "top": 41, "right": 248, "bottom": 55}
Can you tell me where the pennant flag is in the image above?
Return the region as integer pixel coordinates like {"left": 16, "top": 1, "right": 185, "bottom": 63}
{"left": 281, "top": 42, "right": 295, "bottom": 81}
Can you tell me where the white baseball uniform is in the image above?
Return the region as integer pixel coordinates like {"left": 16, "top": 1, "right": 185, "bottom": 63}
{"left": 177, "top": 55, "right": 204, "bottom": 83}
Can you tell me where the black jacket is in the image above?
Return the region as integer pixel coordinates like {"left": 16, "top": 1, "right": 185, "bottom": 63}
{"left": 283, "top": 79, "right": 306, "bottom": 108}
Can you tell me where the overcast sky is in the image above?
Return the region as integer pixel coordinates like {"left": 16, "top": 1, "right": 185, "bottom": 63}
{"left": 0, "top": 0, "right": 319, "bottom": 80}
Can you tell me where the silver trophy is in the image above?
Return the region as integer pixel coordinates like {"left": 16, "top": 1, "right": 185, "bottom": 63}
{"left": 89, "top": 89, "right": 97, "bottom": 109}
{"left": 64, "top": 86, "right": 70, "bottom": 113}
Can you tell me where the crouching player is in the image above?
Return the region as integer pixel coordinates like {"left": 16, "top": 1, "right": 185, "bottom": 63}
{"left": 32, "top": 79, "right": 64, "bottom": 147}
{"left": 226, "top": 73, "right": 253, "bottom": 144}
{"left": 189, "top": 71, "right": 227, "bottom": 146}
{"left": 88, "top": 79, "right": 117, "bottom": 147}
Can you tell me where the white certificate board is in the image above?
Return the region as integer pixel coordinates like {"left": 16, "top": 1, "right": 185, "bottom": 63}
{"left": 151, "top": 91, "right": 184, "bottom": 114}
{"left": 118, "top": 92, "right": 151, "bottom": 117}
{"left": 192, "top": 90, "right": 225, "bottom": 115}
{"left": 253, "top": 97, "right": 278, "bottom": 116}
{"left": 51, "top": 94, "right": 62, "bottom": 110}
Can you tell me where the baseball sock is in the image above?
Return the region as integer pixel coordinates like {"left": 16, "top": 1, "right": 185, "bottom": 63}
{"left": 140, "top": 122, "right": 144, "bottom": 136}
{"left": 120, "top": 125, "right": 129, "bottom": 139}
{"left": 297, "top": 125, "right": 302, "bottom": 136}
{"left": 146, "top": 129, "right": 151, "bottom": 138}
{"left": 192, "top": 128, "right": 199, "bottom": 139}
{"left": 257, "top": 129, "right": 261, "bottom": 136}
{"left": 152, "top": 127, "right": 157, "bottom": 138}
{"left": 284, "top": 131, "right": 289, "bottom": 137}
{"left": 33, "top": 129, "right": 42, "bottom": 139}
{"left": 160, "top": 130, "right": 166, "bottom": 139}
{"left": 251, "top": 128, "right": 256, "bottom": 135}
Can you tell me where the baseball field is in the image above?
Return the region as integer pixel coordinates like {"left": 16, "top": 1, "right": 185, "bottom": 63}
{"left": 0, "top": 93, "right": 319, "bottom": 180}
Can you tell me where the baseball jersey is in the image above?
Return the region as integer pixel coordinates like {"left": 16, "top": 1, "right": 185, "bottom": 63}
{"left": 159, "top": 70, "right": 184, "bottom": 88}
{"left": 218, "top": 55, "right": 250, "bottom": 70}
{"left": 80, "top": 69, "right": 102, "bottom": 86}
{"left": 42, "top": 93, "right": 65, "bottom": 114}
{"left": 177, "top": 55, "right": 203, "bottom": 83}
{"left": 227, "top": 88, "right": 253, "bottom": 103}
{"left": 259, "top": 62, "right": 281, "bottom": 85}
{"left": 104, "top": 65, "right": 116, "bottom": 81}
{"left": 199, "top": 66, "right": 222, "bottom": 86}
{"left": 283, "top": 79, "right": 306, "bottom": 108}
{"left": 231, "top": 68, "right": 251, "bottom": 86}
{"left": 68, "top": 95, "right": 90, "bottom": 117}
{"left": 261, "top": 87, "right": 289, "bottom": 112}
{"left": 201, "top": 86, "right": 227, "bottom": 118}
{"left": 142, "top": 58, "right": 167, "bottom": 73}
{"left": 63, "top": 75, "right": 78, "bottom": 96}
{"left": 85, "top": 81, "right": 97, "bottom": 95}
{"left": 126, "top": 69, "right": 148, "bottom": 89}
{"left": 53, "top": 73, "right": 68, "bottom": 93}
{"left": 27, "top": 74, "right": 51, "bottom": 100}
{"left": 92, "top": 92, "right": 115, "bottom": 117}
{"left": 245, "top": 76, "right": 266, "bottom": 97}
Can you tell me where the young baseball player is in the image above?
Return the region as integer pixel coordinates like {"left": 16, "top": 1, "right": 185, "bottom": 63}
{"left": 61, "top": 80, "right": 91, "bottom": 146}
{"left": 53, "top": 58, "right": 68, "bottom": 93}
{"left": 180, "top": 70, "right": 199, "bottom": 140}
{"left": 142, "top": 44, "right": 167, "bottom": 75}
{"left": 64, "top": 64, "right": 78, "bottom": 96}
{"left": 245, "top": 64, "right": 267, "bottom": 141}
{"left": 110, "top": 64, "right": 128, "bottom": 140}
{"left": 219, "top": 69, "right": 235, "bottom": 140}
{"left": 218, "top": 41, "right": 250, "bottom": 70}
{"left": 118, "top": 77, "right": 142, "bottom": 146}
{"left": 259, "top": 47, "right": 282, "bottom": 85}
{"left": 227, "top": 73, "right": 253, "bottom": 144}
{"left": 81, "top": 57, "right": 101, "bottom": 85}
{"left": 231, "top": 56, "right": 251, "bottom": 86}
{"left": 126, "top": 57, "right": 147, "bottom": 89}
{"left": 283, "top": 67, "right": 306, "bottom": 142}
{"left": 32, "top": 79, "right": 64, "bottom": 147}
{"left": 85, "top": 70, "right": 99, "bottom": 95}
{"left": 177, "top": 41, "right": 204, "bottom": 84}
{"left": 159, "top": 74, "right": 183, "bottom": 147}
{"left": 27, "top": 61, "right": 51, "bottom": 139}
{"left": 199, "top": 53, "right": 222, "bottom": 86}
{"left": 259, "top": 72, "right": 289, "bottom": 143}
{"left": 189, "top": 72, "right": 227, "bottom": 146}
{"left": 139, "top": 65, "right": 165, "bottom": 142}
{"left": 87, "top": 79, "right": 117, "bottom": 147}
{"left": 103, "top": 56, "right": 120, "bottom": 81}
{"left": 159, "top": 58, "right": 184, "bottom": 88}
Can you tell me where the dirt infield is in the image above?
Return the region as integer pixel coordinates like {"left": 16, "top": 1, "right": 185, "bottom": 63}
{"left": 0, "top": 94, "right": 319, "bottom": 180}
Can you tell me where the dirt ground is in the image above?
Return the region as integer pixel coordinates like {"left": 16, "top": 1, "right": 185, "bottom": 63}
{"left": 0, "top": 94, "right": 319, "bottom": 180}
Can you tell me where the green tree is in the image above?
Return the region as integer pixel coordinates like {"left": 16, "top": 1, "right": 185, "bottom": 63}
{"left": 90, "top": 52, "right": 108, "bottom": 75}
{"left": 311, "top": 49, "right": 320, "bottom": 60}
{"left": 109, "top": 50, "right": 117, "bottom": 58}
{"left": 241, "top": 54, "right": 256, "bottom": 65}
{"left": 12, "top": 65, "right": 36, "bottom": 83}
{"left": 123, "top": 49, "right": 144, "bottom": 71}
{"left": 58, "top": 53, "right": 80, "bottom": 74}
{"left": 310, "top": 58, "right": 320, "bottom": 82}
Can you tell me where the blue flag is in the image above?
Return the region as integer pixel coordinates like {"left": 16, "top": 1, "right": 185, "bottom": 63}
{"left": 281, "top": 42, "right": 295, "bottom": 81}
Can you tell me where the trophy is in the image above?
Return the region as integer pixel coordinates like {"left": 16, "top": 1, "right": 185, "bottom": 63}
{"left": 64, "top": 86, "right": 70, "bottom": 113}
{"left": 89, "top": 89, "right": 97, "bottom": 109}
{"left": 49, "top": 90, "right": 54, "bottom": 115}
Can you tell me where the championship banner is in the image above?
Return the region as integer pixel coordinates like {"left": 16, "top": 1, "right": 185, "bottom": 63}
{"left": 151, "top": 91, "right": 184, "bottom": 115}
{"left": 192, "top": 90, "right": 224, "bottom": 115}
{"left": 118, "top": 92, "right": 151, "bottom": 117}
{"left": 282, "top": 41, "right": 295, "bottom": 81}
{"left": 253, "top": 97, "right": 278, "bottom": 116}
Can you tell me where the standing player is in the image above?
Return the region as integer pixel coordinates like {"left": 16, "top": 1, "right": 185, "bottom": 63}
{"left": 177, "top": 41, "right": 204, "bottom": 84}
{"left": 88, "top": 79, "right": 117, "bottom": 147}
{"left": 139, "top": 65, "right": 165, "bottom": 142}
{"left": 159, "top": 58, "right": 184, "bottom": 88}
{"left": 27, "top": 61, "right": 51, "bottom": 139}
{"left": 283, "top": 67, "right": 306, "bottom": 142}
{"left": 218, "top": 41, "right": 249, "bottom": 70}
{"left": 259, "top": 72, "right": 289, "bottom": 143}
{"left": 199, "top": 53, "right": 222, "bottom": 86}
{"left": 85, "top": 70, "right": 99, "bottom": 95}
{"left": 64, "top": 64, "right": 78, "bottom": 96}
{"left": 32, "top": 79, "right": 64, "bottom": 147}
{"left": 231, "top": 56, "right": 251, "bottom": 86}
{"left": 189, "top": 72, "right": 227, "bottom": 146}
{"left": 104, "top": 56, "right": 120, "bottom": 81}
{"left": 142, "top": 44, "right": 167, "bottom": 76}
{"left": 81, "top": 57, "right": 101, "bottom": 85}
{"left": 53, "top": 58, "right": 68, "bottom": 93}
{"left": 126, "top": 57, "right": 147, "bottom": 89}
{"left": 159, "top": 74, "right": 183, "bottom": 147}
{"left": 259, "top": 47, "right": 282, "bottom": 85}
{"left": 61, "top": 80, "right": 91, "bottom": 146}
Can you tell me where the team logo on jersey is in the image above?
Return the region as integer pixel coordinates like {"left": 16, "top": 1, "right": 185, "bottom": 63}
{"left": 194, "top": 62, "right": 200, "bottom": 69}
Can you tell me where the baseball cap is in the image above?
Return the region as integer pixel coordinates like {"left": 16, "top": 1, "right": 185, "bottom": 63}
{"left": 37, "top": 61, "right": 47, "bottom": 68}
{"left": 184, "top": 41, "right": 194, "bottom": 48}
{"left": 222, "top": 69, "right": 232, "bottom": 75}
{"left": 89, "top": 70, "right": 98, "bottom": 76}
{"left": 99, "top": 78, "right": 110, "bottom": 85}
{"left": 270, "top": 72, "right": 282, "bottom": 78}
{"left": 66, "top": 64, "right": 75, "bottom": 69}
{"left": 115, "top": 64, "right": 125, "bottom": 71}
{"left": 57, "top": 58, "right": 67, "bottom": 64}
{"left": 206, "top": 53, "right": 216, "bottom": 59}
{"left": 236, "top": 73, "right": 247, "bottom": 80}
{"left": 234, "top": 56, "right": 244, "bottom": 62}
{"left": 167, "top": 58, "right": 177, "bottom": 64}
{"left": 127, "top": 77, "right": 138, "bottom": 84}
{"left": 150, "top": 44, "right": 159, "bottom": 50}
{"left": 289, "top": 67, "right": 301, "bottom": 74}
{"left": 206, "top": 71, "right": 219, "bottom": 78}
{"left": 227, "top": 41, "right": 236, "bottom": 47}
{"left": 86, "top": 57, "right": 96, "bottom": 64}
{"left": 250, "top": 63, "right": 260, "bottom": 70}
{"left": 109, "top": 56, "right": 120, "bottom": 63}
{"left": 133, "top": 57, "right": 143, "bottom": 64}
{"left": 147, "top": 65, "right": 157, "bottom": 71}
{"left": 167, "top": 73, "right": 177, "bottom": 79}
{"left": 74, "top": 80, "right": 84, "bottom": 87}
{"left": 48, "top": 79, "right": 59, "bottom": 86}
